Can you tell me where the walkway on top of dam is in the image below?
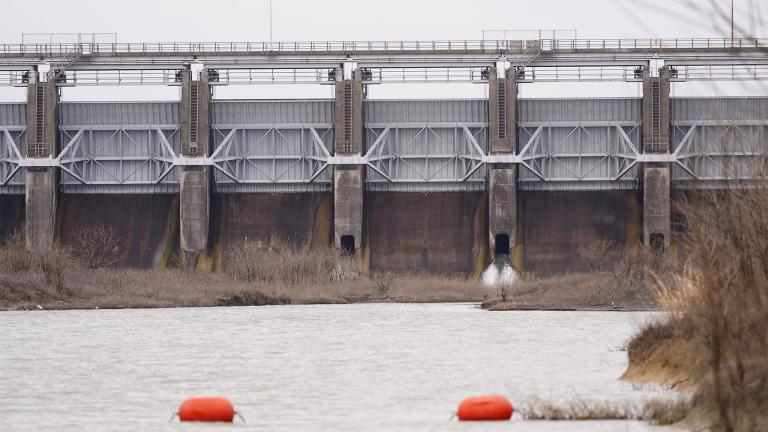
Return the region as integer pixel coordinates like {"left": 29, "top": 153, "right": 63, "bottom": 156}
{"left": 1, "top": 38, "right": 768, "bottom": 84}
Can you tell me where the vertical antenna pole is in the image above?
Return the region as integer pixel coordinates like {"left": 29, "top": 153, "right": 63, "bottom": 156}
{"left": 731, "top": 0, "right": 735, "bottom": 42}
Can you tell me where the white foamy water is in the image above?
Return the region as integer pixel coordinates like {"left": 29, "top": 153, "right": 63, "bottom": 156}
{"left": 482, "top": 255, "right": 520, "bottom": 286}
{"left": 0, "top": 304, "right": 674, "bottom": 431}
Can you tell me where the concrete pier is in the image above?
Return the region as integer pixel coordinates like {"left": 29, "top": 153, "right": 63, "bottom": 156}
{"left": 179, "top": 70, "right": 211, "bottom": 263}
{"left": 24, "top": 71, "right": 58, "bottom": 252}
{"left": 333, "top": 68, "right": 364, "bottom": 255}
{"left": 487, "top": 67, "right": 518, "bottom": 257}
{"left": 643, "top": 167, "right": 671, "bottom": 249}
{"left": 642, "top": 65, "right": 671, "bottom": 250}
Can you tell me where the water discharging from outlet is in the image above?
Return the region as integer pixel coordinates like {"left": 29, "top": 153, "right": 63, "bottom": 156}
{"left": 481, "top": 254, "right": 519, "bottom": 286}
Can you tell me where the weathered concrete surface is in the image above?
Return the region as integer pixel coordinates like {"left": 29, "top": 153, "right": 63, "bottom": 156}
{"left": 0, "top": 196, "right": 24, "bottom": 239}
{"left": 488, "top": 167, "right": 517, "bottom": 255}
{"left": 179, "top": 71, "right": 211, "bottom": 262}
{"left": 56, "top": 194, "right": 178, "bottom": 268}
{"left": 333, "top": 166, "right": 364, "bottom": 251}
{"left": 213, "top": 193, "right": 333, "bottom": 251}
{"left": 487, "top": 67, "right": 518, "bottom": 258}
{"left": 520, "top": 190, "right": 642, "bottom": 275}
{"left": 179, "top": 167, "right": 209, "bottom": 253}
{"left": 367, "top": 192, "right": 487, "bottom": 275}
{"left": 332, "top": 71, "right": 365, "bottom": 255}
{"left": 25, "top": 170, "right": 57, "bottom": 251}
{"left": 643, "top": 166, "right": 671, "bottom": 249}
{"left": 25, "top": 73, "right": 58, "bottom": 251}
{"left": 641, "top": 65, "right": 672, "bottom": 249}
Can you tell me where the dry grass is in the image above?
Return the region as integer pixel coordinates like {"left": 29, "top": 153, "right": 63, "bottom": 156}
{"left": 482, "top": 271, "right": 657, "bottom": 311}
{"left": 225, "top": 238, "right": 358, "bottom": 285}
{"left": 483, "top": 243, "right": 669, "bottom": 311}
{"left": 622, "top": 318, "right": 700, "bottom": 390}
{"left": 624, "top": 185, "right": 768, "bottom": 431}
{"left": 0, "top": 228, "right": 35, "bottom": 273}
{"left": 519, "top": 398, "right": 688, "bottom": 425}
{"left": 0, "top": 233, "right": 485, "bottom": 310}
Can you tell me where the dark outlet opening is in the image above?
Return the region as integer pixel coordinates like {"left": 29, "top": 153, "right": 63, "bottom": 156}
{"left": 494, "top": 234, "right": 510, "bottom": 256}
{"left": 340, "top": 235, "right": 355, "bottom": 256}
{"left": 650, "top": 233, "right": 665, "bottom": 253}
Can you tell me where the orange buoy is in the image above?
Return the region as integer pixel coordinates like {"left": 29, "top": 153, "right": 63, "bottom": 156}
{"left": 178, "top": 397, "right": 235, "bottom": 422}
{"left": 457, "top": 395, "right": 513, "bottom": 421}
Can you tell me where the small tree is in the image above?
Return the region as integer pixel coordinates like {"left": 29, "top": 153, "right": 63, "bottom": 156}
{"left": 71, "top": 225, "right": 122, "bottom": 269}
{"left": 499, "top": 280, "right": 515, "bottom": 302}
{"left": 39, "top": 245, "right": 71, "bottom": 291}
{"left": 577, "top": 240, "right": 614, "bottom": 273}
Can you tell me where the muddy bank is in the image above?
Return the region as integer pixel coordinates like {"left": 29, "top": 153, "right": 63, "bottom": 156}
{"left": 481, "top": 272, "right": 657, "bottom": 312}
{"left": 0, "top": 268, "right": 489, "bottom": 311}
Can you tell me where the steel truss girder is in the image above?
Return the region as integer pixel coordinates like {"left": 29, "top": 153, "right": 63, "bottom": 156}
{"left": 516, "top": 123, "right": 642, "bottom": 187}
{"left": 57, "top": 127, "right": 179, "bottom": 187}
{"left": 1, "top": 117, "right": 767, "bottom": 193}
{"left": 0, "top": 127, "right": 25, "bottom": 188}
{"left": 209, "top": 124, "right": 334, "bottom": 187}
{"left": 671, "top": 121, "right": 768, "bottom": 185}
{"left": 363, "top": 124, "right": 488, "bottom": 186}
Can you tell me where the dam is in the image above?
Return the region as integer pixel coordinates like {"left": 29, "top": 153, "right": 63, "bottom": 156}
{"left": 1, "top": 38, "right": 767, "bottom": 274}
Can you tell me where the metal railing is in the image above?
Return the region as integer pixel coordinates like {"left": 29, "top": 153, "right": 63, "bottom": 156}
{"left": 1, "top": 38, "right": 767, "bottom": 56}
{"left": 4, "top": 64, "right": 768, "bottom": 86}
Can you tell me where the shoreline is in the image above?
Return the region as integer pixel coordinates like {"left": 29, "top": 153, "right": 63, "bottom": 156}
{"left": 1, "top": 270, "right": 658, "bottom": 312}
{"left": 3, "top": 302, "right": 659, "bottom": 312}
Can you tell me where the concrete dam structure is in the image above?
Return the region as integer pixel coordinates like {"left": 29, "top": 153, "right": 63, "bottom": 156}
{"left": 1, "top": 38, "right": 768, "bottom": 274}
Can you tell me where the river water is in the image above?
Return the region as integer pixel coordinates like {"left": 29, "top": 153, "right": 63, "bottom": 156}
{"left": 0, "top": 304, "right": 675, "bottom": 431}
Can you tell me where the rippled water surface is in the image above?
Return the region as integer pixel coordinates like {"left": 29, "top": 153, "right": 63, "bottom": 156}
{"left": 0, "top": 303, "right": 675, "bottom": 431}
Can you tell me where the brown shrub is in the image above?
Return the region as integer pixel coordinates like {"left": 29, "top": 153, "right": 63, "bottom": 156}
{"left": 647, "top": 186, "right": 768, "bottom": 431}
{"left": 576, "top": 241, "right": 673, "bottom": 305}
{"left": 38, "top": 245, "right": 72, "bottom": 292}
{"left": 0, "top": 235, "right": 483, "bottom": 309}
{"left": 0, "top": 228, "right": 35, "bottom": 273}
{"left": 224, "top": 238, "right": 358, "bottom": 286}
{"left": 520, "top": 398, "right": 688, "bottom": 425}
{"left": 577, "top": 239, "right": 614, "bottom": 272}
{"left": 70, "top": 224, "right": 122, "bottom": 269}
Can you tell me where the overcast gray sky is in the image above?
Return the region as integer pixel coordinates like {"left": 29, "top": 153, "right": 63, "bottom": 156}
{"left": 0, "top": 0, "right": 765, "bottom": 101}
